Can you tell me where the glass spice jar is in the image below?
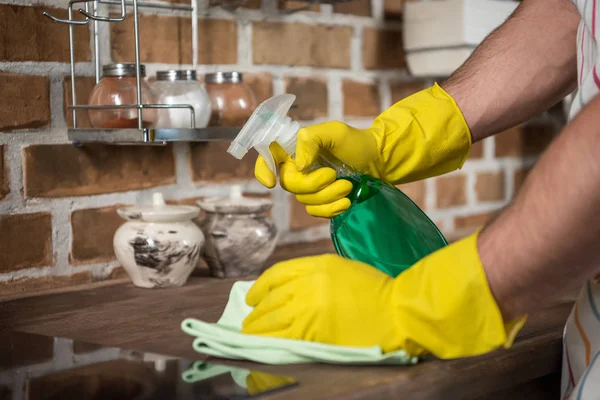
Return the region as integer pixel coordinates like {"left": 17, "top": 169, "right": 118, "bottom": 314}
{"left": 204, "top": 72, "right": 257, "bottom": 127}
{"left": 152, "top": 70, "right": 212, "bottom": 129}
{"left": 88, "top": 63, "right": 158, "bottom": 129}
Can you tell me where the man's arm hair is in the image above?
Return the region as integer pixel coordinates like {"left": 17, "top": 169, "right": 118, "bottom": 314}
{"left": 479, "top": 93, "right": 600, "bottom": 320}
{"left": 442, "top": 0, "right": 580, "bottom": 141}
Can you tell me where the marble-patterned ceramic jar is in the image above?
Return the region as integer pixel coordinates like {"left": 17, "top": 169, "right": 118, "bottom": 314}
{"left": 197, "top": 186, "right": 278, "bottom": 278}
{"left": 113, "top": 193, "right": 204, "bottom": 288}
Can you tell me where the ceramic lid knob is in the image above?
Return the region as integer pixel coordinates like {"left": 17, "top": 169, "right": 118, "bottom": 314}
{"left": 230, "top": 185, "right": 243, "bottom": 200}
{"left": 153, "top": 192, "right": 166, "bottom": 207}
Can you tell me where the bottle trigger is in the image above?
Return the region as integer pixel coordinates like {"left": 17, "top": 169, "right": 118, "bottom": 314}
{"left": 255, "top": 143, "right": 277, "bottom": 176}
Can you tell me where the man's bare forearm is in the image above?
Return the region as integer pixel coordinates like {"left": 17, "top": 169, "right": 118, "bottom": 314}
{"left": 441, "top": 0, "right": 579, "bottom": 141}
{"left": 479, "top": 95, "right": 600, "bottom": 321}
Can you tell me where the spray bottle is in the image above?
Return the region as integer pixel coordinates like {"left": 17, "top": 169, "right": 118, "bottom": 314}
{"left": 227, "top": 94, "right": 447, "bottom": 278}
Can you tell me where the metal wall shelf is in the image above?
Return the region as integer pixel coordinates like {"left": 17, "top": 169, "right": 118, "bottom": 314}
{"left": 68, "top": 127, "right": 241, "bottom": 144}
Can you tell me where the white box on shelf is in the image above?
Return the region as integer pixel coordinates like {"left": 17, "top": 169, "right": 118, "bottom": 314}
{"left": 403, "top": 0, "right": 519, "bottom": 77}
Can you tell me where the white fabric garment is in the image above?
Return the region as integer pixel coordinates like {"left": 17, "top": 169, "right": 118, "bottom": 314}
{"left": 561, "top": 1, "right": 600, "bottom": 399}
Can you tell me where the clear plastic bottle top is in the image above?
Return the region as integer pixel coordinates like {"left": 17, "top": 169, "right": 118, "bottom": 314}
{"left": 227, "top": 94, "right": 300, "bottom": 175}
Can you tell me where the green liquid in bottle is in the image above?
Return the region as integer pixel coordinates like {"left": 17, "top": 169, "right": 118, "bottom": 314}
{"left": 330, "top": 175, "right": 448, "bottom": 278}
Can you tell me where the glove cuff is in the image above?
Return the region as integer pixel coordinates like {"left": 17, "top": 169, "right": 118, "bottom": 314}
{"left": 373, "top": 83, "right": 473, "bottom": 184}
{"left": 389, "top": 231, "right": 526, "bottom": 359}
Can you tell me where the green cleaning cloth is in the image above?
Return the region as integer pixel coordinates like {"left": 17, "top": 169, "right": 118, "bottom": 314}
{"left": 181, "top": 280, "right": 418, "bottom": 365}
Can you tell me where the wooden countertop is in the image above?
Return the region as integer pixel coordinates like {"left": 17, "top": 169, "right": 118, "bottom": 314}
{"left": 0, "top": 268, "right": 572, "bottom": 400}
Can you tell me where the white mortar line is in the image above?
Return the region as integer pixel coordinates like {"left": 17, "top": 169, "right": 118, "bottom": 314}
{"left": 0, "top": 143, "right": 25, "bottom": 212}
{"left": 483, "top": 136, "right": 495, "bottom": 160}
{"left": 237, "top": 19, "right": 253, "bottom": 67}
{"left": 466, "top": 169, "right": 477, "bottom": 206}
{"left": 52, "top": 338, "right": 75, "bottom": 370}
{"left": 371, "top": 0, "right": 384, "bottom": 24}
{"left": 350, "top": 25, "right": 363, "bottom": 72}
{"left": 320, "top": 4, "right": 333, "bottom": 18}
{"left": 173, "top": 142, "right": 194, "bottom": 187}
{"left": 0, "top": 265, "right": 56, "bottom": 281}
{"left": 273, "top": 73, "right": 286, "bottom": 95}
{"left": 49, "top": 75, "right": 67, "bottom": 131}
{"left": 0, "top": 62, "right": 95, "bottom": 76}
{"left": 272, "top": 187, "right": 290, "bottom": 235}
{"left": 505, "top": 164, "right": 516, "bottom": 200}
{"left": 328, "top": 75, "right": 343, "bottom": 120}
{"left": 379, "top": 78, "right": 391, "bottom": 110}
{"left": 52, "top": 205, "right": 72, "bottom": 275}
{"left": 424, "top": 177, "right": 436, "bottom": 211}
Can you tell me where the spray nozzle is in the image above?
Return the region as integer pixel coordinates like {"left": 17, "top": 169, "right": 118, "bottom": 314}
{"left": 227, "top": 94, "right": 300, "bottom": 176}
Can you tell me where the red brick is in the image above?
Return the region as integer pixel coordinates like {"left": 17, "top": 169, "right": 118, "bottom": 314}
{"left": 334, "top": 0, "right": 371, "bottom": 16}
{"left": 204, "top": 0, "right": 261, "bottom": 8}
{"left": 245, "top": 73, "right": 274, "bottom": 103}
{"left": 454, "top": 212, "right": 494, "bottom": 230}
{"left": 71, "top": 206, "right": 126, "bottom": 265}
{"left": 446, "top": 211, "right": 501, "bottom": 242}
{"left": 0, "top": 330, "right": 53, "bottom": 368}
{"left": 390, "top": 81, "right": 425, "bottom": 103}
{"left": 73, "top": 340, "right": 104, "bottom": 354}
{"left": 435, "top": 174, "right": 467, "bottom": 209}
{"left": 111, "top": 16, "right": 237, "bottom": 65}
{"left": 0, "top": 5, "right": 90, "bottom": 62}
{"left": 269, "top": 239, "right": 335, "bottom": 264}
{"left": 475, "top": 171, "right": 505, "bottom": 202}
{"left": 0, "top": 271, "right": 93, "bottom": 300}
{"left": 23, "top": 144, "right": 175, "bottom": 198}
{"left": 469, "top": 140, "right": 484, "bottom": 159}
{"left": 289, "top": 196, "right": 328, "bottom": 231}
{"left": 384, "top": 0, "right": 402, "bottom": 20}
{"left": 253, "top": 22, "right": 351, "bottom": 68}
{"left": 241, "top": 0, "right": 262, "bottom": 8}
{"left": 0, "top": 145, "right": 7, "bottom": 200}
{"left": 397, "top": 180, "right": 425, "bottom": 209}
{"left": 63, "top": 77, "right": 96, "bottom": 129}
{"left": 363, "top": 28, "right": 405, "bottom": 70}
{"left": 190, "top": 142, "right": 256, "bottom": 182}
{"left": 495, "top": 122, "right": 556, "bottom": 157}
{"left": 0, "top": 72, "right": 50, "bottom": 132}
{"left": 285, "top": 78, "right": 328, "bottom": 121}
{"left": 0, "top": 213, "right": 52, "bottom": 272}
{"left": 343, "top": 80, "right": 380, "bottom": 118}
{"left": 514, "top": 166, "right": 533, "bottom": 193}
{"left": 166, "top": 196, "right": 205, "bottom": 207}
{"left": 278, "top": 0, "right": 320, "bottom": 11}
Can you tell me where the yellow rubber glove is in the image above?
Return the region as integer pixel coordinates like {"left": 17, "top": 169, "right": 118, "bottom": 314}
{"left": 241, "top": 232, "right": 526, "bottom": 359}
{"left": 255, "top": 83, "right": 472, "bottom": 218}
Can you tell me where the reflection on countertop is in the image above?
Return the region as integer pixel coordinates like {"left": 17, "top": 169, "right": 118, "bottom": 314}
{"left": 0, "top": 330, "right": 296, "bottom": 400}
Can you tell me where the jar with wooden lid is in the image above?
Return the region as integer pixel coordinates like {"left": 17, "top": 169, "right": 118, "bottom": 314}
{"left": 88, "top": 63, "right": 158, "bottom": 129}
{"left": 204, "top": 72, "right": 257, "bottom": 127}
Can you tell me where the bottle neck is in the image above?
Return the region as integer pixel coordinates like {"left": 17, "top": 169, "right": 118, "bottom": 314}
{"left": 275, "top": 119, "right": 300, "bottom": 157}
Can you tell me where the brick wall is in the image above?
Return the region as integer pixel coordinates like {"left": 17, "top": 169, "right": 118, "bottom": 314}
{"left": 0, "top": 0, "right": 562, "bottom": 296}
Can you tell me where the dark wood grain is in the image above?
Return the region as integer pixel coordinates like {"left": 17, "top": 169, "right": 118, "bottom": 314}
{"left": 0, "top": 274, "right": 573, "bottom": 400}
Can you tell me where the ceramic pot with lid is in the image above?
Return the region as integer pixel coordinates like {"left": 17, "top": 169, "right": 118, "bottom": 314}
{"left": 113, "top": 193, "right": 204, "bottom": 288}
{"left": 88, "top": 63, "right": 158, "bottom": 129}
{"left": 197, "top": 186, "right": 278, "bottom": 278}
{"left": 204, "top": 72, "right": 257, "bottom": 127}
{"left": 152, "top": 70, "right": 212, "bottom": 129}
